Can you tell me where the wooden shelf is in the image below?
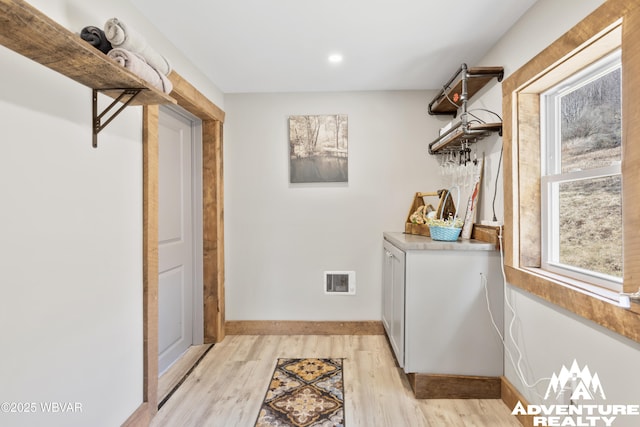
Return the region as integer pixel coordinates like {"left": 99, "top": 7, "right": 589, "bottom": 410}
{"left": 428, "top": 66, "right": 503, "bottom": 116}
{"left": 0, "top": 0, "right": 176, "bottom": 106}
{"left": 428, "top": 122, "right": 502, "bottom": 154}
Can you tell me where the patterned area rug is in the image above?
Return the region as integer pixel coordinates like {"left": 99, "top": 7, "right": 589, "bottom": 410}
{"left": 254, "top": 358, "right": 344, "bottom": 427}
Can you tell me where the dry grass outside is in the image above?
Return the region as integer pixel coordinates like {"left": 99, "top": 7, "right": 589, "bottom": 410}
{"left": 559, "top": 177, "right": 622, "bottom": 277}
{"left": 562, "top": 137, "right": 620, "bottom": 172}
{"left": 557, "top": 137, "right": 622, "bottom": 278}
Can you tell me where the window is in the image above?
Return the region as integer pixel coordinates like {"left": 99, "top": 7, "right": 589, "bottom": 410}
{"left": 540, "top": 50, "right": 622, "bottom": 291}
{"left": 501, "top": 0, "right": 640, "bottom": 344}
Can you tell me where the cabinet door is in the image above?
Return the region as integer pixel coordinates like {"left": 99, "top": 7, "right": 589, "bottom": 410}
{"left": 382, "top": 245, "right": 393, "bottom": 336}
{"left": 404, "top": 250, "right": 503, "bottom": 375}
{"left": 383, "top": 240, "right": 405, "bottom": 368}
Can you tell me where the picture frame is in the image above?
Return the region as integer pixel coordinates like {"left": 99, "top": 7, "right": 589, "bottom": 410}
{"left": 288, "top": 114, "right": 348, "bottom": 183}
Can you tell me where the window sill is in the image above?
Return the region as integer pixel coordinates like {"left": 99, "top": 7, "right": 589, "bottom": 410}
{"left": 525, "top": 267, "right": 622, "bottom": 305}
{"left": 504, "top": 265, "right": 640, "bottom": 343}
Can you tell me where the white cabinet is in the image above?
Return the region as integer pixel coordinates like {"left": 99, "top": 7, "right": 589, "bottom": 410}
{"left": 382, "top": 239, "right": 405, "bottom": 368}
{"left": 382, "top": 232, "right": 504, "bottom": 377}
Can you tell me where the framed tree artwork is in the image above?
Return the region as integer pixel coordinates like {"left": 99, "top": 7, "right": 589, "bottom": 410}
{"left": 289, "top": 114, "right": 348, "bottom": 183}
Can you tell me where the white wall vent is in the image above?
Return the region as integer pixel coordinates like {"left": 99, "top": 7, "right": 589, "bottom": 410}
{"left": 324, "top": 271, "right": 356, "bottom": 295}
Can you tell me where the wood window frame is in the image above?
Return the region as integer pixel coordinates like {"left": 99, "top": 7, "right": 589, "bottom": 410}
{"left": 502, "top": 0, "right": 640, "bottom": 344}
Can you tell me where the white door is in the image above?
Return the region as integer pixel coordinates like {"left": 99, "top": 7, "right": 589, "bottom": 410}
{"left": 158, "top": 106, "right": 202, "bottom": 374}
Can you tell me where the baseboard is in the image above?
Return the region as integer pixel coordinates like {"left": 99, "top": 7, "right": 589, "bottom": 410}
{"left": 225, "top": 320, "right": 384, "bottom": 335}
{"left": 121, "top": 402, "right": 151, "bottom": 427}
{"left": 407, "top": 373, "right": 502, "bottom": 399}
{"left": 501, "top": 376, "right": 533, "bottom": 427}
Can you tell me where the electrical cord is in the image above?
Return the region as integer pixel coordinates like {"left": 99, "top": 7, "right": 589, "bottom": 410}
{"left": 492, "top": 146, "right": 503, "bottom": 222}
{"left": 468, "top": 108, "right": 503, "bottom": 122}
{"left": 457, "top": 107, "right": 503, "bottom": 222}
{"left": 462, "top": 111, "right": 486, "bottom": 124}
{"left": 441, "top": 85, "right": 458, "bottom": 107}
{"left": 465, "top": 119, "right": 484, "bottom": 126}
{"left": 481, "top": 227, "right": 550, "bottom": 400}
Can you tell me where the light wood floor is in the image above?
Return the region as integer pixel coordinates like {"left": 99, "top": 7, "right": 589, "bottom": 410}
{"left": 150, "top": 335, "right": 521, "bottom": 427}
{"left": 158, "top": 343, "right": 213, "bottom": 404}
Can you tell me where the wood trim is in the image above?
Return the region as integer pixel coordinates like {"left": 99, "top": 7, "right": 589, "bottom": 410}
{"left": 516, "top": 93, "right": 540, "bottom": 268}
{"left": 165, "top": 74, "right": 226, "bottom": 346}
{"left": 168, "top": 71, "right": 225, "bottom": 122}
{"left": 622, "top": 5, "right": 640, "bottom": 295}
{"left": 406, "top": 373, "right": 501, "bottom": 399}
{"left": 215, "top": 122, "right": 225, "bottom": 341}
{"left": 225, "top": 321, "right": 385, "bottom": 336}
{"left": 128, "top": 105, "right": 160, "bottom": 426}
{"left": 142, "top": 106, "right": 159, "bottom": 419}
{"left": 631, "top": 301, "right": 640, "bottom": 316}
{"left": 505, "top": 266, "right": 640, "bottom": 343}
{"left": 502, "top": 0, "right": 639, "bottom": 95}
{"left": 138, "top": 67, "right": 225, "bottom": 425}
{"left": 502, "top": 0, "right": 640, "bottom": 344}
{"left": 502, "top": 90, "right": 516, "bottom": 269}
{"left": 470, "top": 224, "right": 501, "bottom": 249}
{"left": 121, "top": 402, "right": 151, "bottom": 427}
{"left": 203, "top": 120, "right": 225, "bottom": 343}
{"left": 501, "top": 376, "right": 533, "bottom": 427}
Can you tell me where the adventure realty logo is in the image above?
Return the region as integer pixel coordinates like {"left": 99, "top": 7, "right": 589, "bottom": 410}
{"left": 512, "top": 360, "right": 640, "bottom": 426}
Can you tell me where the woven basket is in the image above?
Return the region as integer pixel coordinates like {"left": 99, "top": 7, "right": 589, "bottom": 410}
{"left": 429, "top": 225, "right": 462, "bottom": 241}
{"left": 427, "top": 186, "right": 463, "bottom": 241}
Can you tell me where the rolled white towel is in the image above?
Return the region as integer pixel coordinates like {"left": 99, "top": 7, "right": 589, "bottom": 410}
{"left": 104, "top": 17, "right": 171, "bottom": 76}
{"left": 107, "top": 48, "right": 173, "bottom": 94}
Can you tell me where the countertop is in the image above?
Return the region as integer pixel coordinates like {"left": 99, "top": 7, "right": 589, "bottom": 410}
{"left": 383, "top": 231, "right": 496, "bottom": 251}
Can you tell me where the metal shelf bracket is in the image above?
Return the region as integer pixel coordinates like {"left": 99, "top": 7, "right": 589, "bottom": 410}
{"left": 92, "top": 88, "right": 142, "bottom": 148}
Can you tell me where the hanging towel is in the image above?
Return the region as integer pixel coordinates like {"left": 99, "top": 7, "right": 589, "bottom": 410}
{"left": 104, "top": 18, "right": 171, "bottom": 75}
{"left": 80, "top": 26, "right": 112, "bottom": 54}
{"left": 107, "top": 48, "right": 173, "bottom": 94}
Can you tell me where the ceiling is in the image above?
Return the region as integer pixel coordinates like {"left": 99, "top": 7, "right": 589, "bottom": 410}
{"left": 129, "top": 0, "right": 538, "bottom": 93}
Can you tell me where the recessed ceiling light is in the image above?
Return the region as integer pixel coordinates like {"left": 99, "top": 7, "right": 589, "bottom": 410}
{"left": 328, "top": 53, "right": 343, "bottom": 64}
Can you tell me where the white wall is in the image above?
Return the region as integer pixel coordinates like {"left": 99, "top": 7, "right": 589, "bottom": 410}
{"left": 10, "top": 0, "right": 637, "bottom": 425}
{"left": 0, "top": 1, "right": 222, "bottom": 426}
{"left": 35, "top": 0, "right": 224, "bottom": 108}
{"left": 225, "top": 1, "right": 640, "bottom": 426}
{"left": 473, "top": 1, "right": 640, "bottom": 426}
{"left": 224, "top": 91, "right": 445, "bottom": 320}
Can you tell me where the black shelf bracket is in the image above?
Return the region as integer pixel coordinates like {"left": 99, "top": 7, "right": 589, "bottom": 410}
{"left": 92, "top": 88, "right": 142, "bottom": 148}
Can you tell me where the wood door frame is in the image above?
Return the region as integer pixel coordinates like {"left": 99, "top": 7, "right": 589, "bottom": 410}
{"left": 127, "top": 71, "right": 225, "bottom": 425}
